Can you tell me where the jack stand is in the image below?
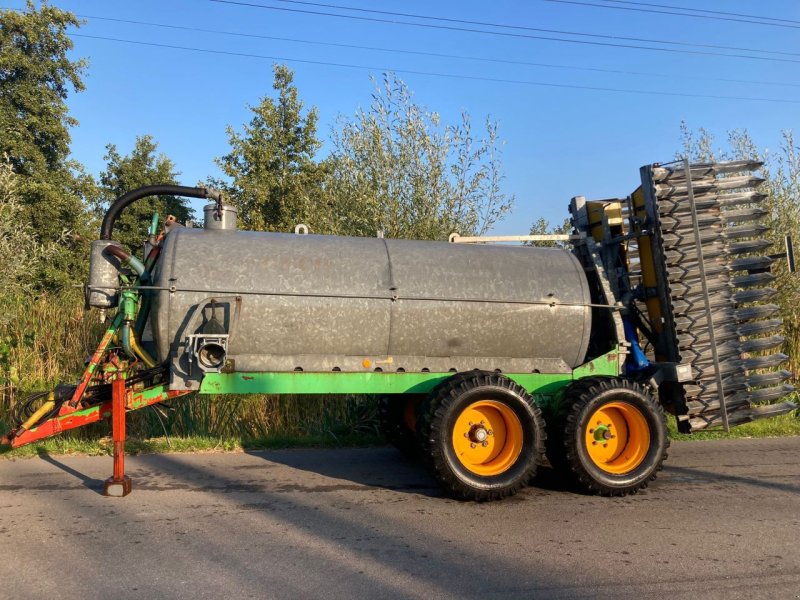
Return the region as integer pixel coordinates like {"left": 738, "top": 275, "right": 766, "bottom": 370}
{"left": 104, "top": 375, "right": 132, "bottom": 497}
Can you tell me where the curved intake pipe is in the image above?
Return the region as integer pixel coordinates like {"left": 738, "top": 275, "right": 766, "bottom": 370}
{"left": 104, "top": 244, "right": 150, "bottom": 284}
{"left": 100, "top": 185, "right": 223, "bottom": 240}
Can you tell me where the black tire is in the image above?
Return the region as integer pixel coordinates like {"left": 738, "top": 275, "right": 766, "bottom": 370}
{"left": 554, "top": 378, "right": 669, "bottom": 496}
{"left": 544, "top": 376, "right": 612, "bottom": 474}
{"left": 417, "top": 371, "right": 546, "bottom": 501}
{"left": 379, "top": 394, "right": 424, "bottom": 459}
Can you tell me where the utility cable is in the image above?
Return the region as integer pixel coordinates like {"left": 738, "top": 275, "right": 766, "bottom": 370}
{"left": 209, "top": 0, "right": 800, "bottom": 62}
{"left": 544, "top": 0, "right": 800, "bottom": 30}
{"left": 235, "top": 0, "right": 800, "bottom": 42}
{"left": 3, "top": 2, "right": 796, "bottom": 62}
{"left": 71, "top": 14, "right": 800, "bottom": 90}
{"left": 69, "top": 33, "right": 800, "bottom": 104}
{"left": 603, "top": 0, "right": 800, "bottom": 25}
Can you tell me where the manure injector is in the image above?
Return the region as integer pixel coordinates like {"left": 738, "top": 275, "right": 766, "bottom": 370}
{"left": 2, "top": 158, "right": 796, "bottom": 500}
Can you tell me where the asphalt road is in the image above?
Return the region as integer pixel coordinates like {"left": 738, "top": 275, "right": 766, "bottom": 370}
{"left": 1, "top": 437, "right": 798, "bottom": 600}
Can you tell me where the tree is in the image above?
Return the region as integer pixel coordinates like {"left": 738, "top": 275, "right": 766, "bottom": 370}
{"left": 214, "top": 64, "right": 322, "bottom": 232}
{"left": 526, "top": 216, "right": 572, "bottom": 248}
{"left": 98, "top": 135, "right": 189, "bottom": 251}
{"left": 0, "top": 156, "right": 55, "bottom": 292}
{"left": 0, "top": 1, "right": 95, "bottom": 287}
{"left": 320, "top": 73, "right": 513, "bottom": 240}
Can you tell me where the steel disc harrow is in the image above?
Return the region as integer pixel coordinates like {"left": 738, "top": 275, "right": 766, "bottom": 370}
{"left": 643, "top": 160, "right": 796, "bottom": 431}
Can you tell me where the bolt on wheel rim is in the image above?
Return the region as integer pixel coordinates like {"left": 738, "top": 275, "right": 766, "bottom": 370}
{"left": 452, "top": 400, "right": 523, "bottom": 476}
{"left": 585, "top": 401, "right": 650, "bottom": 474}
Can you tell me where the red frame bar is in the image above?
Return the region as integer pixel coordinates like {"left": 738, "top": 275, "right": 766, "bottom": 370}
{"left": 111, "top": 376, "right": 126, "bottom": 481}
{"left": 10, "top": 386, "right": 189, "bottom": 449}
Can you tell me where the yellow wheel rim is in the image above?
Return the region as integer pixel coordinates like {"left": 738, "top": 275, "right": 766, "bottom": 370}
{"left": 451, "top": 400, "right": 524, "bottom": 476}
{"left": 585, "top": 402, "right": 650, "bottom": 474}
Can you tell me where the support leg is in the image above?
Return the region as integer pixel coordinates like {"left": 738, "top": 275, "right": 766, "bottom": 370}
{"left": 104, "top": 375, "right": 132, "bottom": 497}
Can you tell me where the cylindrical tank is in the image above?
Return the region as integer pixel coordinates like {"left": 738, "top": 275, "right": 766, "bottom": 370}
{"left": 86, "top": 240, "right": 123, "bottom": 308}
{"left": 151, "top": 229, "right": 593, "bottom": 387}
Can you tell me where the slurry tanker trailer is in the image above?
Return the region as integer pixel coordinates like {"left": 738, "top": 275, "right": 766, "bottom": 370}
{"left": 1, "top": 158, "right": 796, "bottom": 500}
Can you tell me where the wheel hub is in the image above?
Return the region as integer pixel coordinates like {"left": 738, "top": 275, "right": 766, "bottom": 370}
{"left": 468, "top": 424, "right": 490, "bottom": 444}
{"left": 590, "top": 423, "right": 615, "bottom": 444}
{"left": 585, "top": 402, "right": 650, "bottom": 474}
{"left": 451, "top": 401, "right": 523, "bottom": 476}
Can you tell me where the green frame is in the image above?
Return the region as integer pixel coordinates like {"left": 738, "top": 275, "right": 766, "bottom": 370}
{"left": 198, "top": 347, "right": 622, "bottom": 400}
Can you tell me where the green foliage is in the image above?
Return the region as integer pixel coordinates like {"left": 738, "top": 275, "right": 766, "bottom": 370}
{"left": 130, "top": 394, "right": 380, "bottom": 441}
{"left": 0, "top": 289, "right": 103, "bottom": 406}
{"left": 320, "top": 73, "right": 513, "bottom": 240}
{"left": 0, "top": 1, "right": 84, "bottom": 177}
{"left": 98, "top": 135, "right": 190, "bottom": 251}
{"left": 667, "top": 412, "right": 800, "bottom": 440}
{"left": 214, "top": 64, "right": 323, "bottom": 232}
{"left": 212, "top": 68, "right": 513, "bottom": 241}
{"left": 1, "top": 432, "right": 386, "bottom": 459}
{"left": 0, "top": 1, "right": 95, "bottom": 287}
{"left": 0, "top": 157, "right": 56, "bottom": 292}
{"left": 525, "top": 216, "right": 572, "bottom": 248}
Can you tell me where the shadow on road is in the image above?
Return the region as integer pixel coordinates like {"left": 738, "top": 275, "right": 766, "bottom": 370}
{"left": 247, "top": 447, "right": 444, "bottom": 497}
{"left": 666, "top": 464, "right": 800, "bottom": 495}
{"left": 37, "top": 453, "right": 106, "bottom": 495}
{"left": 250, "top": 446, "right": 581, "bottom": 497}
{"left": 129, "top": 450, "right": 568, "bottom": 598}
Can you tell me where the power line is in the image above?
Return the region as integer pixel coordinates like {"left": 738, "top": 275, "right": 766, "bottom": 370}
{"left": 252, "top": 0, "right": 800, "bottom": 34}
{"left": 75, "top": 13, "right": 800, "bottom": 90}
{"left": 70, "top": 33, "right": 800, "bottom": 105}
{"left": 209, "top": 0, "right": 800, "bottom": 62}
{"left": 602, "top": 0, "right": 800, "bottom": 26}
{"left": 543, "top": 0, "right": 800, "bottom": 30}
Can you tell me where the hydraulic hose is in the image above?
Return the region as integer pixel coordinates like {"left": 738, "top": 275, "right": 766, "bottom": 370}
{"left": 129, "top": 330, "right": 157, "bottom": 368}
{"left": 100, "top": 185, "right": 222, "bottom": 240}
{"left": 104, "top": 244, "right": 151, "bottom": 284}
{"left": 136, "top": 245, "right": 161, "bottom": 337}
{"left": 120, "top": 321, "right": 135, "bottom": 362}
{"left": 121, "top": 321, "right": 156, "bottom": 368}
{"left": 106, "top": 245, "right": 158, "bottom": 368}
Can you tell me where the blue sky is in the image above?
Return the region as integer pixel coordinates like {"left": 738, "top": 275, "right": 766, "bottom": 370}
{"left": 7, "top": 0, "right": 800, "bottom": 233}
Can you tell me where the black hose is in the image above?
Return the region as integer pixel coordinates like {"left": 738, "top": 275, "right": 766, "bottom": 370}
{"left": 100, "top": 185, "right": 222, "bottom": 240}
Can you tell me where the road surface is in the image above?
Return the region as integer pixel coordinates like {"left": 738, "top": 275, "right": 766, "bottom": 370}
{"left": 0, "top": 437, "right": 798, "bottom": 599}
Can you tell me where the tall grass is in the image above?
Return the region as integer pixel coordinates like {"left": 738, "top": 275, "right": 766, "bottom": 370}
{"left": 0, "top": 289, "right": 380, "bottom": 442}
{"left": 0, "top": 292, "right": 102, "bottom": 398}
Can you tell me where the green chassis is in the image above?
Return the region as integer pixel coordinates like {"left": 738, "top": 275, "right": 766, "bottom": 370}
{"left": 198, "top": 348, "right": 622, "bottom": 405}
{"left": 10, "top": 347, "right": 621, "bottom": 448}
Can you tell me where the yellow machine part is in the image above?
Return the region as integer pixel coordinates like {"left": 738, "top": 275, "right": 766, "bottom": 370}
{"left": 18, "top": 392, "right": 56, "bottom": 433}
{"left": 631, "top": 186, "right": 666, "bottom": 358}
{"left": 586, "top": 200, "right": 624, "bottom": 243}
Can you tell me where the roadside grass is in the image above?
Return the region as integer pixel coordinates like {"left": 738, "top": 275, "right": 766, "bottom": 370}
{"left": 667, "top": 412, "right": 800, "bottom": 440}
{"left": 0, "top": 432, "right": 386, "bottom": 459}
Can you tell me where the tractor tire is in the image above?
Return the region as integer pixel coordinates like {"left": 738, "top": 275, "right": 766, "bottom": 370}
{"left": 552, "top": 377, "right": 669, "bottom": 496}
{"left": 417, "top": 371, "right": 546, "bottom": 501}
{"left": 379, "top": 394, "right": 423, "bottom": 459}
{"left": 544, "top": 376, "right": 612, "bottom": 474}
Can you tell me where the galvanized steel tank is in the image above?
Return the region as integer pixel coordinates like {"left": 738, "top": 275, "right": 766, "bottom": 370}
{"left": 150, "top": 228, "right": 593, "bottom": 389}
